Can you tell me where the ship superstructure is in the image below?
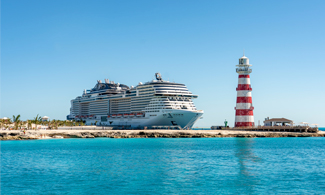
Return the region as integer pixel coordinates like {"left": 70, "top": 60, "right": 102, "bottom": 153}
{"left": 67, "top": 73, "right": 203, "bottom": 129}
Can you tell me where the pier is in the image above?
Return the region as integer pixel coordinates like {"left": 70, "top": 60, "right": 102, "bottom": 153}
{"left": 232, "top": 126, "right": 318, "bottom": 133}
{"left": 212, "top": 126, "right": 318, "bottom": 133}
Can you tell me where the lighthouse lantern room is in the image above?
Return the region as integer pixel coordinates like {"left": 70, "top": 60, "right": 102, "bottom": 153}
{"left": 234, "top": 54, "right": 254, "bottom": 127}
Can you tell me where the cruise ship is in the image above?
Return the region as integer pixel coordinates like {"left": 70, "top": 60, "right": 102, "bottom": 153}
{"left": 67, "top": 73, "right": 203, "bottom": 129}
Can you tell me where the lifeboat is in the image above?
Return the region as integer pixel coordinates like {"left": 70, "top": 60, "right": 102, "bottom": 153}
{"left": 136, "top": 113, "right": 143, "bottom": 117}
{"left": 75, "top": 115, "right": 79, "bottom": 118}
{"left": 123, "top": 113, "right": 129, "bottom": 117}
{"left": 117, "top": 114, "right": 122, "bottom": 117}
{"left": 107, "top": 115, "right": 110, "bottom": 118}
{"left": 111, "top": 114, "right": 117, "bottom": 118}
{"left": 129, "top": 113, "right": 135, "bottom": 117}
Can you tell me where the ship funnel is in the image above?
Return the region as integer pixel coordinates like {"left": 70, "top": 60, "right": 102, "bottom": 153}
{"left": 155, "top": 72, "right": 162, "bottom": 81}
{"left": 97, "top": 80, "right": 102, "bottom": 83}
{"left": 105, "top": 79, "right": 109, "bottom": 84}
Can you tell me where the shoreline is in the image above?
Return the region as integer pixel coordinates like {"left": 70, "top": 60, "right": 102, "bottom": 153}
{"left": 1, "top": 129, "right": 325, "bottom": 140}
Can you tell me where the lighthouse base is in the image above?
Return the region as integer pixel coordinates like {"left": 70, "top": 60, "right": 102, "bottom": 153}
{"left": 235, "top": 122, "right": 255, "bottom": 127}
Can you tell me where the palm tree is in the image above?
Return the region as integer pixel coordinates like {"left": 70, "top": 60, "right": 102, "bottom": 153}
{"left": 51, "top": 119, "right": 58, "bottom": 130}
{"left": 48, "top": 120, "right": 52, "bottom": 130}
{"left": 60, "top": 120, "right": 66, "bottom": 127}
{"left": 27, "top": 120, "right": 32, "bottom": 130}
{"left": 20, "top": 121, "right": 26, "bottom": 130}
{"left": 2, "top": 119, "right": 11, "bottom": 130}
{"left": 33, "top": 114, "right": 42, "bottom": 129}
{"left": 0, "top": 120, "right": 3, "bottom": 129}
{"left": 6, "top": 118, "right": 12, "bottom": 125}
{"left": 34, "top": 114, "right": 42, "bottom": 123}
{"left": 12, "top": 115, "right": 21, "bottom": 130}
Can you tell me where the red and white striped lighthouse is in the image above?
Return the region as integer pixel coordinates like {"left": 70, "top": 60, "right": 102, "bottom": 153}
{"left": 234, "top": 54, "right": 254, "bottom": 127}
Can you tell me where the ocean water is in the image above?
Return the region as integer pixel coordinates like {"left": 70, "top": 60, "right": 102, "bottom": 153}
{"left": 192, "top": 128, "right": 211, "bottom": 130}
{"left": 2, "top": 138, "right": 325, "bottom": 194}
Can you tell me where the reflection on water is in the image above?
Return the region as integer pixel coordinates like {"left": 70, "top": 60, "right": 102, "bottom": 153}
{"left": 234, "top": 138, "right": 261, "bottom": 192}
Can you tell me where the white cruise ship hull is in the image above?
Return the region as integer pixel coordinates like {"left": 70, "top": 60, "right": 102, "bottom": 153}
{"left": 85, "top": 109, "right": 203, "bottom": 129}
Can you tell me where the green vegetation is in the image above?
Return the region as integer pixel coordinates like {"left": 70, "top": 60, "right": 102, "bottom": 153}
{"left": 0, "top": 118, "right": 12, "bottom": 130}
{"left": 12, "top": 115, "right": 22, "bottom": 130}
{"left": 1, "top": 114, "right": 88, "bottom": 130}
{"left": 33, "top": 114, "right": 42, "bottom": 126}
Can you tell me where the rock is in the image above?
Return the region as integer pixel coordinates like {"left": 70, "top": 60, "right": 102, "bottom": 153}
{"left": 68, "top": 134, "right": 82, "bottom": 138}
{"left": 299, "top": 134, "right": 311, "bottom": 137}
{"left": 53, "top": 135, "right": 64, "bottom": 138}
{"left": 0, "top": 132, "right": 8, "bottom": 136}
{"left": 83, "top": 135, "right": 95, "bottom": 138}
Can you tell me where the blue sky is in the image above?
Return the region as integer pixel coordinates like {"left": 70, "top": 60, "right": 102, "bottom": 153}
{"left": 1, "top": 0, "right": 325, "bottom": 127}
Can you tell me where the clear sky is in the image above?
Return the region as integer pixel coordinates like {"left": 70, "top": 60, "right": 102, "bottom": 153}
{"left": 1, "top": 0, "right": 325, "bottom": 127}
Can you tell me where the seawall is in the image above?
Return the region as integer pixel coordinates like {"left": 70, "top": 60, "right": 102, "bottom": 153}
{"left": 1, "top": 129, "right": 325, "bottom": 140}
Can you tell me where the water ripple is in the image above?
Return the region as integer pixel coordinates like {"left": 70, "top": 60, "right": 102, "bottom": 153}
{"left": 2, "top": 138, "right": 325, "bottom": 194}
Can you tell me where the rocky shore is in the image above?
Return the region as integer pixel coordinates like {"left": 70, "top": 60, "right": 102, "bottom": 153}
{"left": 1, "top": 129, "right": 325, "bottom": 140}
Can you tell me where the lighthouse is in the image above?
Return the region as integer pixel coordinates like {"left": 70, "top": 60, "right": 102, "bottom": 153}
{"left": 234, "top": 54, "right": 254, "bottom": 127}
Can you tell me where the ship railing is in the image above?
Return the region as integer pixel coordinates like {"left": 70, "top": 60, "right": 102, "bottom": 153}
{"left": 150, "top": 125, "right": 182, "bottom": 130}
{"left": 58, "top": 126, "right": 113, "bottom": 130}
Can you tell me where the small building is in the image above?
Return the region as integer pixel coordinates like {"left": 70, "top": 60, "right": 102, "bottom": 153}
{"left": 42, "top": 116, "right": 50, "bottom": 122}
{"left": 264, "top": 117, "right": 293, "bottom": 126}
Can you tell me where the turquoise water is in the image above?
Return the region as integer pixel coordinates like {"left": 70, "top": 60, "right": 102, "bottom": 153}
{"left": 2, "top": 138, "right": 325, "bottom": 194}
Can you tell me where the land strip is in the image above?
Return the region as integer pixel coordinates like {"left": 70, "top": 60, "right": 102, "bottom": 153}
{"left": 1, "top": 129, "right": 325, "bottom": 140}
